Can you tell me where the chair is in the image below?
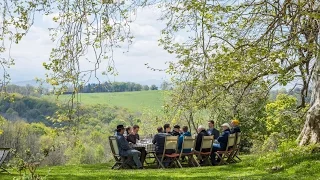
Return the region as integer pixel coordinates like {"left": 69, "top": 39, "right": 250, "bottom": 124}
{"left": 0, "top": 148, "right": 10, "bottom": 174}
{"left": 194, "top": 135, "right": 214, "bottom": 166}
{"left": 108, "top": 136, "right": 132, "bottom": 169}
{"left": 228, "top": 132, "right": 242, "bottom": 163}
{"left": 159, "top": 136, "right": 181, "bottom": 168}
{"left": 178, "top": 136, "right": 199, "bottom": 167}
{"left": 215, "top": 134, "right": 236, "bottom": 165}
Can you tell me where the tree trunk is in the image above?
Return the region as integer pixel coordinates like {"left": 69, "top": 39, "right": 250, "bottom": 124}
{"left": 298, "top": 59, "right": 320, "bottom": 145}
{"left": 189, "top": 111, "right": 198, "bottom": 134}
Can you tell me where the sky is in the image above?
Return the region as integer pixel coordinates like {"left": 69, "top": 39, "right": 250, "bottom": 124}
{"left": 5, "top": 4, "right": 175, "bottom": 85}
{"left": 2, "top": 1, "right": 297, "bottom": 89}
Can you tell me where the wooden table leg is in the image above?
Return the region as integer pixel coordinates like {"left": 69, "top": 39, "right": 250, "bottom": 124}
{"left": 153, "top": 153, "right": 165, "bottom": 168}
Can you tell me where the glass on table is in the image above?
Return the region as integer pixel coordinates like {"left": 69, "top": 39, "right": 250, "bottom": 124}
{"left": 128, "top": 142, "right": 133, "bottom": 148}
{"left": 141, "top": 137, "right": 147, "bottom": 143}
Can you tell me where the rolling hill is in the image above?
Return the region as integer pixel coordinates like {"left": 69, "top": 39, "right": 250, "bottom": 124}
{"left": 47, "top": 90, "right": 167, "bottom": 113}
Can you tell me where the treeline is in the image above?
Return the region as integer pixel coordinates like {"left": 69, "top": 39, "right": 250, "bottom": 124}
{"left": 5, "top": 82, "right": 160, "bottom": 95}
{"left": 79, "top": 82, "right": 158, "bottom": 93}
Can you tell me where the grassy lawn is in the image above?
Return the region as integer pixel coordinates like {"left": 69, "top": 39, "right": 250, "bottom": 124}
{"left": 45, "top": 91, "right": 166, "bottom": 113}
{"left": 2, "top": 152, "right": 320, "bottom": 180}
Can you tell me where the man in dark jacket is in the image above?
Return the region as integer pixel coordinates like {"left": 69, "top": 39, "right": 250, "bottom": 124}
{"left": 207, "top": 120, "right": 220, "bottom": 140}
{"left": 153, "top": 126, "right": 174, "bottom": 167}
{"left": 230, "top": 119, "right": 241, "bottom": 134}
{"left": 210, "top": 123, "right": 231, "bottom": 165}
{"left": 127, "top": 125, "right": 140, "bottom": 144}
{"left": 152, "top": 127, "right": 169, "bottom": 155}
{"left": 195, "top": 125, "right": 209, "bottom": 151}
{"left": 171, "top": 125, "right": 181, "bottom": 136}
{"left": 163, "top": 124, "right": 171, "bottom": 134}
{"left": 115, "top": 125, "right": 142, "bottom": 169}
{"left": 126, "top": 125, "right": 146, "bottom": 164}
{"left": 178, "top": 126, "right": 192, "bottom": 153}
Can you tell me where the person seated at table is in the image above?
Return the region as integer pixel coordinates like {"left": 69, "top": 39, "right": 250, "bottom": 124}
{"left": 195, "top": 125, "right": 210, "bottom": 165}
{"left": 171, "top": 125, "right": 181, "bottom": 136}
{"left": 127, "top": 125, "right": 140, "bottom": 144}
{"left": 207, "top": 120, "right": 220, "bottom": 139}
{"left": 153, "top": 126, "right": 173, "bottom": 167}
{"left": 163, "top": 124, "right": 171, "bottom": 134}
{"left": 125, "top": 126, "right": 131, "bottom": 138}
{"left": 152, "top": 127, "right": 168, "bottom": 155}
{"left": 210, "top": 123, "right": 231, "bottom": 165}
{"left": 195, "top": 125, "right": 209, "bottom": 152}
{"left": 230, "top": 119, "right": 241, "bottom": 134}
{"left": 127, "top": 125, "right": 146, "bottom": 164}
{"left": 178, "top": 126, "right": 192, "bottom": 153}
{"left": 115, "top": 125, "right": 143, "bottom": 169}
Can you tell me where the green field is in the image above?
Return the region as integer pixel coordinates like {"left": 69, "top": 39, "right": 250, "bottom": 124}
{"left": 48, "top": 91, "right": 166, "bottom": 113}
{"left": 2, "top": 151, "right": 320, "bottom": 180}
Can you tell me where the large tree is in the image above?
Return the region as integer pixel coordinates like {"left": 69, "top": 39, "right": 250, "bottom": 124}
{"left": 159, "top": 0, "right": 319, "bottom": 145}
{"left": 299, "top": 58, "right": 320, "bottom": 145}
{"left": 1, "top": 0, "right": 319, "bottom": 145}
{"left": 0, "top": 0, "right": 148, "bottom": 122}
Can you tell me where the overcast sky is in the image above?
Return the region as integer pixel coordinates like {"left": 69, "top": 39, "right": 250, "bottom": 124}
{"left": 6, "top": 5, "right": 175, "bottom": 84}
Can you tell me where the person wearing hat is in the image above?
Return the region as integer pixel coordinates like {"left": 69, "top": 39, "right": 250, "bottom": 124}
{"left": 115, "top": 125, "right": 143, "bottom": 169}
{"left": 171, "top": 125, "right": 181, "bottom": 136}
{"left": 210, "top": 123, "right": 231, "bottom": 165}
{"left": 230, "top": 119, "right": 241, "bottom": 134}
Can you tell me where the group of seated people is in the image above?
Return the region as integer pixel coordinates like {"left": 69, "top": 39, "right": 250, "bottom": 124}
{"left": 114, "top": 119, "right": 241, "bottom": 169}
{"left": 115, "top": 124, "right": 145, "bottom": 169}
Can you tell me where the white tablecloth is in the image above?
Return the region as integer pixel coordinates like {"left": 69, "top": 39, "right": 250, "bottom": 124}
{"left": 132, "top": 143, "right": 155, "bottom": 153}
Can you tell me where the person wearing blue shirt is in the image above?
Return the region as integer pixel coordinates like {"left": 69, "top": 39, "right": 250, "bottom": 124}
{"left": 115, "top": 125, "right": 143, "bottom": 169}
{"left": 178, "top": 126, "right": 192, "bottom": 153}
{"left": 210, "top": 123, "right": 231, "bottom": 165}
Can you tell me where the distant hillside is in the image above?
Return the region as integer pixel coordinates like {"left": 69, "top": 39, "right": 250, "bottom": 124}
{"left": 46, "top": 90, "right": 167, "bottom": 114}
{"left": 11, "top": 79, "right": 51, "bottom": 88}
